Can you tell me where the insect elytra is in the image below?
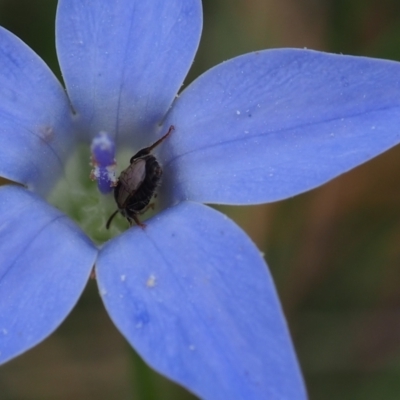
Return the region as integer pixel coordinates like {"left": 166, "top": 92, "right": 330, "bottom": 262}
{"left": 106, "top": 125, "right": 174, "bottom": 229}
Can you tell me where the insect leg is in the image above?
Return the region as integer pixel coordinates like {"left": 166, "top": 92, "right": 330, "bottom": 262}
{"left": 129, "top": 214, "right": 146, "bottom": 228}
{"left": 106, "top": 209, "right": 119, "bottom": 229}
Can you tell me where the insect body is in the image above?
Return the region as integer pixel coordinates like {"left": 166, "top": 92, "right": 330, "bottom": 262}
{"left": 106, "top": 125, "right": 174, "bottom": 229}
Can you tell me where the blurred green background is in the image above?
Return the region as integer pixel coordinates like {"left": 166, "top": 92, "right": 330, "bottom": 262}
{"left": 1, "top": 0, "right": 400, "bottom": 399}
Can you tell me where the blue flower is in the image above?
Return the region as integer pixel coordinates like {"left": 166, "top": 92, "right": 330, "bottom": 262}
{"left": 1, "top": 0, "right": 400, "bottom": 399}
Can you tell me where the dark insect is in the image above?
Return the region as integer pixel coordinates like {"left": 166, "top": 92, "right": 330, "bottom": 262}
{"left": 106, "top": 125, "right": 174, "bottom": 229}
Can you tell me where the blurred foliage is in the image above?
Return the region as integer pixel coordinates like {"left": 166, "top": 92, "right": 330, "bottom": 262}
{"left": 1, "top": 0, "right": 400, "bottom": 399}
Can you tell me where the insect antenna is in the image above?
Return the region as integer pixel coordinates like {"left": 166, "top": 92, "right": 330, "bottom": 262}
{"left": 147, "top": 125, "right": 174, "bottom": 152}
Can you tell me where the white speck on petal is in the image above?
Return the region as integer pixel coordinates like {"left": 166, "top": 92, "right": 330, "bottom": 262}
{"left": 100, "top": 288, "right": 107, "bottom": 296}
{"left": 236, "top": 110, "right": 241, "bottom": 115}
{"left": 146, "top": 274, "right": 157, "bottom": 288}
{"left": 120, "top": 274, "right": 126, "bottom": 282}
{"left": 189, "top": 345, "right": 196, "bottom": 351}
{"left": 2, "top": 328, "right": 8, "bottom": 335}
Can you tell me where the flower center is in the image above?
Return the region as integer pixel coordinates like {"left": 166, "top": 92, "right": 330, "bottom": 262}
{"left": 47, "top": 129, "right": 170, "bottom": 245}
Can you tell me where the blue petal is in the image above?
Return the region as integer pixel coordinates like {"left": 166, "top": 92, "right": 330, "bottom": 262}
{"left": 56, "top": 0, "right": 202, "bottom": 146}
{"left": 96, "top": 202, "right": 306, "bottom": 400}
{"left": 0, "top": 27, "right": 75, "bottom": 196}
{"left": 160, "top": 49, "right": 400, "bottom": 205}
{"left": 0, "top": 186, "right": 97, "bottom": 364}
